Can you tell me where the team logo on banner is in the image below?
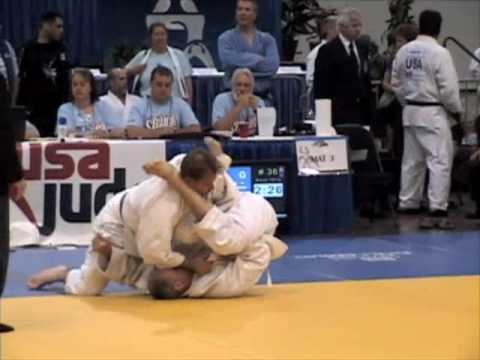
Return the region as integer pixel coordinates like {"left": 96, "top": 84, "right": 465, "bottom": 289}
{"left": 17, "top": 142, "right": 124, "bottom": 237}
{"left": 10, "top": 141, "right": 166, "bottom": 247}
{"left": 147, "top": 0, "right": 215, "bottom": 67}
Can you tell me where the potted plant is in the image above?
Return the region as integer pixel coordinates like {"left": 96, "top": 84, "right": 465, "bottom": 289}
{"left": 383, "top": 0, "right": 415, "bottom": 41}
{"left": 281, "top": 0, "right": 336, "bottom": 61}
{"left": 110, "top": 44, "right": 143, "bottom": 67}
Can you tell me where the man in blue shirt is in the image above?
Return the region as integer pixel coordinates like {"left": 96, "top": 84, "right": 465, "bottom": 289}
{"left": 126, "top": 66, "right": 201, "bottom": 139}
{"left": 218, "top": 0, "right": 280, "bottom": 98}
{"left": 212, "top": 68, "right": 265, "bottom": 136}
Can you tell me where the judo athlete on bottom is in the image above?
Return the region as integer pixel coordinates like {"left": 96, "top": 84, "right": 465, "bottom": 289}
{"left": 27, "top": 138, "right": 287, "bottom": 298}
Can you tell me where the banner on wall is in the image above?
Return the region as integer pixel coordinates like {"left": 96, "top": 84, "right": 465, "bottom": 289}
{"left": 10, "top": 140, "right": 166, "bottom": 248}
{"left": 147, "top": 0, "right": 215, "bottom": 67}
{"left": 100, "top": 0, "right": 281, "bottom": 68}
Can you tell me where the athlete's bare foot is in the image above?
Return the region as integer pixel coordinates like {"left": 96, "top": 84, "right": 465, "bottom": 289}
{"left": 205, "top": 136, "right": 232, "bottom": 169}
{"left": 204, "top": 136, "right": 224, "bottom": 157}
{"left": 143, "top": 160, "right": 177, "bottom": 180}
{"left": 27, "top": 265, "right": 70, "bottom": 289}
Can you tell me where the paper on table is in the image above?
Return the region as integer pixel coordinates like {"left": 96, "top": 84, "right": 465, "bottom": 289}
{"left": 315, "top": 99, "right": 336, "bottom": 136}
{"left": 257, "top": 107, "right": 276, "bottom": 137}
{"left": 192, "top": 68, "right": 224, "bottom": 76}
{"left": 276, "top": 66, "right": 305, "bottom": 75}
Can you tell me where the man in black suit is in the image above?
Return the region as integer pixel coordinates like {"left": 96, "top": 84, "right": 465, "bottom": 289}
{"left": 0, "top": 73, "right": 26, "bottom": 333}
{"left": 313, "top": 8, "right": 374, "bottom": 126}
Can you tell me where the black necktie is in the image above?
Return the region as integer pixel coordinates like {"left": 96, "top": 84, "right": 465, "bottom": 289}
{"left": 349, "top": 42, "right": 359, "bottom": 75}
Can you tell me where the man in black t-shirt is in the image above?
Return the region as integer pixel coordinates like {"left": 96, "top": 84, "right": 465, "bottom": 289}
{"left": 17, "top": 11, "right": 70, "bottom": 137}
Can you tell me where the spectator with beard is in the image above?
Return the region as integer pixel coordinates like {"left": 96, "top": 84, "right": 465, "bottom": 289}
{"left": 17, "top": 11, "right": 70, "bottom": 137}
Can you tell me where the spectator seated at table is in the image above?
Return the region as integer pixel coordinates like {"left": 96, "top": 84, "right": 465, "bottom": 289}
{"left": 126, "top": 22, "right": 193, "bottom": 103}
{"left": 98, "top": 68, "right": 142, "bottom": 130}
{"left": 212, "top": 68, "right": 265, "bottom": 137}
{"left": 125, "top": 65, "right": 201, "bottom": 139}
{"left": 57, "top": 68, "right": 123, "bottom": 138}
{"left": 217, "top": 0, "right": 279, "bottom": 100}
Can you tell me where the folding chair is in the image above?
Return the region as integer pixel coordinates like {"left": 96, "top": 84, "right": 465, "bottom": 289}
{"left": 335, "top": 124, "right": 398, "bottom": 226}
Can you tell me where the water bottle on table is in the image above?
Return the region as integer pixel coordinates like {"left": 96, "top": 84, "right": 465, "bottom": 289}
{"left": 74, "top": 121, "right": 85, "bottom": 137}
{"left": 84, "top": 114, "right": 94, "bottom": 137}
{"left": 57, "top": 117, "right": 68, "bottom": 141}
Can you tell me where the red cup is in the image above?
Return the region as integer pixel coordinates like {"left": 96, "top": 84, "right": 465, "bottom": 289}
{"left": 237, "top": 122, "right": 250, "bottom": 138}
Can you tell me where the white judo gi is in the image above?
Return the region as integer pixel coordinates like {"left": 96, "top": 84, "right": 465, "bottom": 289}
{"left": 65, "top": 154, "right": 239, "bottom": 295}
{"left": 95, "top": 192, "right": 287, "bottom": 298}
{"left": 99, "top": 91, "right": 142, "bottom": 127}
{"left": 392, "top": 35, "right": 463, "bottom": 211}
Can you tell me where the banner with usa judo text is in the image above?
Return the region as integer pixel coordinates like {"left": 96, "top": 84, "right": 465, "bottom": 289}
{"left": 99, "top": 0, "right": 281, "bottom": 68}
{"left": 10, "top": 140, "right": 166, "bottom": 247}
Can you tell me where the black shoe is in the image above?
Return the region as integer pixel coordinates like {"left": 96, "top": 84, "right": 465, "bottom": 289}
{"left": 419, "top": 216, "right": 436, "bottom": 229}
{"left": 430, "top": 210, "right": 448, "bottom": 218}
{"left": 359, "top": 204, "right": 375, "bottom": 218}
{"left": 466, "top": 212, "right": 480, "bottom": 220}
{"left": 397, "top": 207, "right": 423, "bottom": 215}
{"left": 436, "top": 217, "right": 455, "bottom": 230}
{"left": 0, "top": 323, "right": 14, "bottom": 333}
{"left": 448, "top": 200, "right": 459, "bottom": 210}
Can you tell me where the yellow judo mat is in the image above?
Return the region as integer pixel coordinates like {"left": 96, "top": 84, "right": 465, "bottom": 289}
{"left": 1, "top": 276, "right": 479, "bottom": 360}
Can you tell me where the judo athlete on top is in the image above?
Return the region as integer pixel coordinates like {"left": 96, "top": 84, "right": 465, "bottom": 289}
{"left": 85, "top": 157, "right": 288, "bottom": 299}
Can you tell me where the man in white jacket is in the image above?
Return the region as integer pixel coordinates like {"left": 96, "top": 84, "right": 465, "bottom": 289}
{"left": 392, "top": 9, "right": 462, "bottom": 229}
{"left": 99, "top": 68, "right": 141, "bottom": 128}
{"left": 27, "top": 141, "right": 240, "bottom": 295}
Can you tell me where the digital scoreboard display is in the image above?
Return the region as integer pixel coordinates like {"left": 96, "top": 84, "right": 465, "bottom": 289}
{"left": 227, "top": 163, "right": 288, "bottom": 219}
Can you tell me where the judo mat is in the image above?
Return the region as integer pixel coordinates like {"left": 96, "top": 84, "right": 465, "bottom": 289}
{"left": 1, "top": 231, "right": 479, "bottom": 359}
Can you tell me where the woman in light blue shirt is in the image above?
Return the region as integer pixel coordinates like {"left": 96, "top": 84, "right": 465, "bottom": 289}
{"left": 57, "top": 68, "right": 119, "bottom": 137}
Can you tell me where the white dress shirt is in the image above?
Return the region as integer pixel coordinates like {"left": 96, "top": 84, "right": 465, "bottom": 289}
{"left": 99, "top": 91, "right": 142, "bottom": 127}
{"left": 338, "top": 32, "right": 360, "bottom": 66}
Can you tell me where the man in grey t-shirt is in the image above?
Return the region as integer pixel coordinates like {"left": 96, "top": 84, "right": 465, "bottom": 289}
{"left": 126, "top": 66, "right": 200, "bottom": 139}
